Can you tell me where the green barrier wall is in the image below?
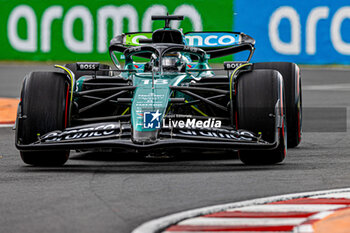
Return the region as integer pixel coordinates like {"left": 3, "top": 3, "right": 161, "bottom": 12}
{"left": 0, "top": 0, "right": 233, "bottom": 61}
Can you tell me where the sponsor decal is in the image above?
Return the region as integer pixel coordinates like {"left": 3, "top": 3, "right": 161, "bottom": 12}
{"left": 41, "top": 123, "right": 119, "bottom": 142}
{"left": 235, "top": 0, "right": 350, "bottom": 64}
{"left": 178, "top": 128, "right": 255, "bottom": 141}
{"left": 2, "top": 1, "right": 235, "bottom": 62}
{"left": 77, "top": 62, "right": 100, "bottom": 71}
{"left": 185, "top": 32, "right": 240, "bottom": 47}
{"left": 223, "top": 61, "right": 248, "bottom": 70}
{"left": 5, "top": 3, "right": 203, "bottom": 55}
{"left": 186, "top": 64, "right": 197, "bottom": 68}
{"left": 134, "top": 64, "right": 145, "bottom": 69}
{"left": 125, "top": 33, "right": 152, "bottom": 46}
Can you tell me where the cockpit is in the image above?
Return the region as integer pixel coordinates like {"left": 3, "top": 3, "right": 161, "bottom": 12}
{"left": 112, "top": 44, "right": 206, "bottom": 74}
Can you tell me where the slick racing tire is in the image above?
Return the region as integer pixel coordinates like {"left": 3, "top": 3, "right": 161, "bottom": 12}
{"left": 254, "top": 62, "right": 302, "bottom": 148}
{"left": 236, "top": 69, "right": 287, "bottom": 165}
{"left": 16, "top": 72, "right": 70, "bottom": 166}
{"left": 64, "top": 63, "right": 111, "bottom": 79}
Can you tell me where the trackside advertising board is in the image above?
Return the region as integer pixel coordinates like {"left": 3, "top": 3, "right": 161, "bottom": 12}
{"left": 234, "top": 0, "right": 350, "bottom": 64}
{"left": 0, "top": 0, "right": 233, "bottom": 61}
{"left": 1, "top": 0, "right": 350, "bottom": 64}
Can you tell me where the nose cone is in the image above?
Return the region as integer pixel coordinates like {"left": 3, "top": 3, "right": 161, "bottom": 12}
{"left": 130, "top": 73, "right": 190, "bottom": 144}
{"left": 132, "top": 109, "right": 163, "bottom": 144}
{"left": 130, "top": 81, "right": 170, "bottom": 144}
{"left": 132, "top": 129, "right": 159, "bottom": 144}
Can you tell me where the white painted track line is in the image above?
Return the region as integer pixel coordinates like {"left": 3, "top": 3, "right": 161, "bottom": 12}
{"left": 308, "top": 211, "right": 334, "bottom": 220}
{"left": 311, "top": 193, "right": 350, "bottom": 199}
{"left": 226, "top": 204, "right": 345, "bottom": 213}
{"left": 163, "top": 232, "right": 291, "bottom": 233}
{"left": 178, "top": 217, "right": 306, "bottom": 226}
{"left": 0, "top": 124, "right": 13, "bottom": 128}
{"left": 294, "top": 224, "right": 314, "bottom": 233}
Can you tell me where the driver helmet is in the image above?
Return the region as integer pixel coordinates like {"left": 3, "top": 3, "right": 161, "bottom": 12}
{"left": 162, "top": 52, "right": 185, "bottom": 72}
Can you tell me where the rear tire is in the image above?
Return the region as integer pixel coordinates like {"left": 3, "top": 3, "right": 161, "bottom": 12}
{"left": 254, "top": 62, "right": 302, "bottom": 148}
{"left": 16, "top": 71, "right": 70, "bottom": 166}
{"left": 236, "top": 70, "right": 287, "bottom": 165}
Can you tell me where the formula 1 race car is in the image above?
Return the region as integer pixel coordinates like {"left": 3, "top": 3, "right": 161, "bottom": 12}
{"left": 15, "top": 15, "right": 302, "bottom": 166}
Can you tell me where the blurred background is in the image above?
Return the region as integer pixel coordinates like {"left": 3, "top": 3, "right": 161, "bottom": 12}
{"left": 2, "top": 0, "right": 350, "bottom": 64}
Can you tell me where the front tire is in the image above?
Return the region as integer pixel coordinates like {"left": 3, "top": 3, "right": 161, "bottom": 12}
{"left": 236, "top": 69, "right": 287, "bottom": 165}
{"left": 254, "top": 62, "right": 302, "bottom": 148}
{"left": 16, "top": 71, "right": 70, "bottom": 166}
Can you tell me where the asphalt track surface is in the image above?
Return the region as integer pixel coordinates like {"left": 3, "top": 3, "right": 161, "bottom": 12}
{"left": 1, "top": 64, "right": 350, "bottom": 233}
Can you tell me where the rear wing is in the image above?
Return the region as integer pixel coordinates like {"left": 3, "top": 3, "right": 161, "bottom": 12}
{"left": 184, "top": 32, "right": 254, "bottom": 47}
{"left": 184, "top": 31, "right": 255, "bottom": 60}
{"left": 109, "top": 31, "right": 255, "bottom": 60}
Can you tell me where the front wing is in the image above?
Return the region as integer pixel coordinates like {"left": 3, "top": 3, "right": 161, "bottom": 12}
{"left": 16, "top": 122, "right": 280, "bottom": 152}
